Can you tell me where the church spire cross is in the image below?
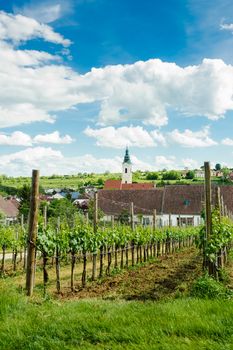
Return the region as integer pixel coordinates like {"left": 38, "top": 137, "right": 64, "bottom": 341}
{"left": 123, "top": 147, "right": 131, "bottom": 164}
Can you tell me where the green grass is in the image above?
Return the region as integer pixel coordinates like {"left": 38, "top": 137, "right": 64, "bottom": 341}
{"left": 1, "top": 282, "right": 233, "bottom": 349}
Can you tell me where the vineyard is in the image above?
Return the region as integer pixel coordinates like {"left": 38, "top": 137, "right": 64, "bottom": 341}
{"left": 0, "top": 219, "right": 201, "bottom": 294}
{"left": 1, "top": 165, "right": 233, "bottom": 349}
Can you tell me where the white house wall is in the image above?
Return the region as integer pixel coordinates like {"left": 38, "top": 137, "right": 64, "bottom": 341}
{"left": 103, "top": 214, "right": 202, "bottom": 227}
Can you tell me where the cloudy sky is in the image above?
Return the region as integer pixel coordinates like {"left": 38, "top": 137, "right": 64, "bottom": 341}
{"left": 1, "top": 0, "right": 233, "bottom": 176}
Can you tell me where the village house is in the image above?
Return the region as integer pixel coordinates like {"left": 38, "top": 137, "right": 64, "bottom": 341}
{"left": 99, "top": 184, "right": 233, "bottom": 227}
{"left": 0, "top": 196, "right": 19, "bottom": 224}
{"left": 99, "top": 150, "right": 233, "bottom": 227}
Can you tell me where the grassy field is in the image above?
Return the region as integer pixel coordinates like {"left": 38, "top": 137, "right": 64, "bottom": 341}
{"left": 0, "top": 283, "right": 233, "bottom": 350}
{"left": 1, "top": 247, "right": 233, "bottom": 349}
{"left": 0, "top": 172, "right": 225, "bottom": 194}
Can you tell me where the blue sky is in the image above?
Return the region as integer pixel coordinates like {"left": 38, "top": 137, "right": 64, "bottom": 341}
{"left": 0, "top": 0, "right": 233, "bottom": 175}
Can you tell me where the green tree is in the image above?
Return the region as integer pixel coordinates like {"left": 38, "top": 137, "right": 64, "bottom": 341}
{"left": 88, "top": 199, "right": 104, "bottom": 221}
{"left": 215, "top": 163, "right": 221, "bottom": 171}
{"left": 18, "top": 184, "right": 31, "bottom": 217}
{"left": 146, "top": 172, "right": 159, "bottom": 180}
{"left": 118, "top": 209, "right": 130, "bottom": 224}
{"left": 162, "top": 170, "right": 181, "bottom": 180}
{"left": 185, "top": 170, "right": 195, "bottom": 179}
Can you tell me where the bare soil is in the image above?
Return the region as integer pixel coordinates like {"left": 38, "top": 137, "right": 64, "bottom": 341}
{"left": 60, "top": 247, "right": 203, "bottom": 301}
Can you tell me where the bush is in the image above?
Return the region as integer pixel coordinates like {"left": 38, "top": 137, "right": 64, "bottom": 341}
{"left": 190, "top": 274, "right": 232, "bottom": 299}
{"left": 185, "top": 170, "right": 195, "bottom": 179}
{"left": 162, "top": 171, "right": 181, "bottom": 180}
{"left": 146, "top": 172, "right": 159, "bottom": 180}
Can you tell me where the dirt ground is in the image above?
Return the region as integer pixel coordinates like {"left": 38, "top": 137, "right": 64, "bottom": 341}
{"left": 59, "top": 247, "right": 203, "bottom": 301}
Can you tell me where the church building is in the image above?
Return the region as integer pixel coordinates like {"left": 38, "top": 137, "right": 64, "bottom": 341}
{"left": 103, "top": 148, "right": 154, "bottom": 190}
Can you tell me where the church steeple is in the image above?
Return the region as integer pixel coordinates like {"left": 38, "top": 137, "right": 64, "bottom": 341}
{"left": 122, "top": 147, "right": 132, "bottom": 184}
{"left": 123, "top": 147, "right": 131, "bottom": 164}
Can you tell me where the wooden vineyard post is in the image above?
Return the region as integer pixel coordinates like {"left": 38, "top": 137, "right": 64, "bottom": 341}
{"left": 204, "top": 161, "right": 216, "bottom": 277}
{"left": 153, "top": 210, "right": 157, "bottom": 256}
{"left": 153, "top": 209, "right": 156, "bottom": 231}
{"left": 215, "top": 187, "right": 224, "bottom": 268}
{"left": 85, "top": 211, "right": 89, "bottom": 225}
{"left": 92, "top": 192, "right": 98, "bottom": 280}
{"left": 43, "top": 205, "right": 47, "bottom": 229}
{"left": 21, "top": 214, "right": 26, "bottom": 269}
{"left": 56, "top": 216, "right": 61, "bottom": 293}
{"left": 93, "top": 192, "right": 98, "bottom": 234}
{"left": 26, "top": 169, "right": 39, "bottom": 297}
{"left": 130, "top": 202, "right": 135, "bottom": 266}
{"left": 215, "top": 187, "right": 221, "bottom": 217}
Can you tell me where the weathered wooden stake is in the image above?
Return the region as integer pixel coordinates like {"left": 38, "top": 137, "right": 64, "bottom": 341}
{"left": 26, "top": 169, "right": 39, "bottom": 297}
{"left": 43, "top": 205, "right": 47, "bottom": 229}
{"left": 85, "top": 211, "right": 89, "bottom": 225}
{"left": 93, "top": 192, "right": 98, "bottom": 234}
{"left": 152, "top": 209, "right": 156, "bottom": 231}
{"left": 130, "top": 202, "right": 134, "bottom": 231}
{"left": 56, "top": 216, "right": 61, "bottom": 293}
{"left": 169, "top": 213, "right": 172, "bottom": 227}
{"left": 204, "top": 162, "right": 212, "bottom": 242}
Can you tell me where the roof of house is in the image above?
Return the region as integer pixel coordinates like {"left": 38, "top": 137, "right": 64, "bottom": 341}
{"left": 104, "top": 179, "right": 122, "bottom": 190}
{"left": 0, "top": 196, "right": 19, "bottom": 218}
{"left": 162, "top": 185, "right": 204, "bottom": 215}
{"left": 98, "top": 189, "right": 164, "bottom": 215}
{"left": 99, "top": 184, "right": 233, "bottom": 216}
{"left": 103, "top": 179, "right": 154, "bottom": 190}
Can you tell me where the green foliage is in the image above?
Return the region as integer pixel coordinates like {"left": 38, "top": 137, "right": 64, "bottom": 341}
{"left": 88, "top": 199, "right": 104, "bottom": 221}
{"left": 215, "top": 163, "right": 221, "bottom": 171}
{"left": 118, "top": 209, "right": 130, "bottom": 224}
{"left": 146, "top": 172, "right": 159, "bottom": 180}
{"left": 162, "top": 171, "right": 181, "bottom": 180}
{"left": 191, "top": 274, "right": 232, "bottom": 299}
{"left": 197, "top": 210, "right": 233, "bottom": 263}
{"left": 185, "top": 170, "right": 195, "bottom": 179}
{"left": 47, "top": 198, "right": 77, "bottom": 224}
{"left": 1, "top": 287, "right": 233, "bottom": 349}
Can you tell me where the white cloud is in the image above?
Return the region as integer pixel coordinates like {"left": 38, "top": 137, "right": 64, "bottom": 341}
{"left": 34, "top": 131, "right": 74, "bottom": 144}
{"left": 181, "top": 158, "right": 199, "bottom": 169}
{"left": 0, "top": 147, "right": 63, "bottom": 175}
{"left": 168, "top": 126, "right": 217, "bottom": 147}
{"left": 0, "top": 131, "right": 74, "bottom": 146}
{"left": 84, "top": 125, "right": 156, "bottom": 148}
{"left": 13, "top": 0, "right": 74, "bottom": 24}
{"left": 0, "top": 146, "right": 157, "bottom": 176}
{"left": 150, "top": 129, "right": 167, "bottom": 146}
{"left": 84, "top": 125, "right": 167, "bottom": 148}
{"left": 220, "top": 23, "right": 233, "bottom": 32}
{"left": 0, "top": 131, "right": 32, "bottom": 146}
{"left": 1, "top": 11, "right": 233, "bottom": 130}
{"left": 78, "top": 58, "right": 233, "bottom": 126}
{"left": 155, "top": 155, "right": 176, "bottom": 170}
{"left": 0, "top": 11, "right": 71, "bottom": 46}
{"left": 222, "top": 138, "right": 233, "bottom": 146}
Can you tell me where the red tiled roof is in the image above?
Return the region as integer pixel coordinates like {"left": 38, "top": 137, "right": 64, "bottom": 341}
{"left": 99, "top": 184, "right": 233, "bottom": 216}
{"left": 122, "top": 183, "right": 154, "bottom": 190}
{"left": 104, "top": 179, "right": 154, "bottom": 190}
{"left": 98, "top": 189, "right": 164, "bottom": 215}
{"left": 0, "top": 196, "right": 19, "bottom": 218}
{"left": 104, "top": 180, "right": 122, "bottom": 190}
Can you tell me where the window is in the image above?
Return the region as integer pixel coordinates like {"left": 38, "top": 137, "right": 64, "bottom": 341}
{"left": 125, "top": 168, "right": 127, "bottom": 173}
{"left": 143, "top": 217, "right": 150, "bottom": 226}
{"left": 177, "top": 217, "right": 194, "bottom": 226}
